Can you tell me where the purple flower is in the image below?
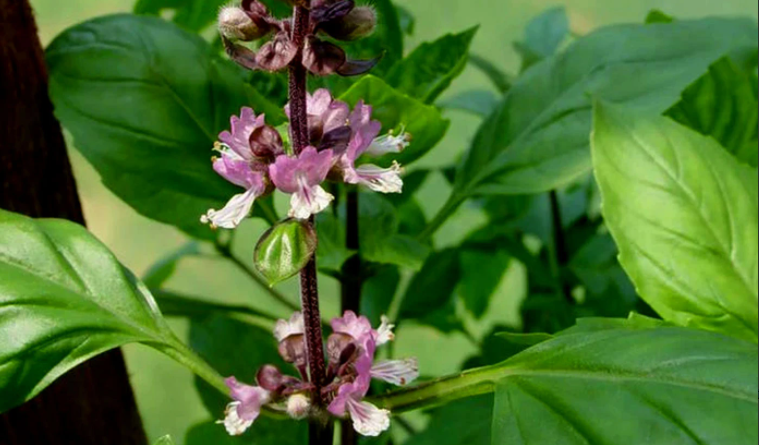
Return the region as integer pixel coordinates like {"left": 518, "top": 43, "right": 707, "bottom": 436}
{"left": 326, "top": 311, "right": 416, "bottom": 437}
{"left": 201, "top": 108, "right": 284, "bottom": 229}
{"left": 269, "top": 146, "right": 336, "bottom": 220}
{"left": 219, "top": 377, "right": 271, "bottom": 435}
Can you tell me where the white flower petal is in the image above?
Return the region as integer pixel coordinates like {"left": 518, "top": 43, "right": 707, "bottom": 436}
{"left": 365, "top": 130, "right": 411, "bottom": 157}
{"left": 201, "top": 188, "right": 258, "bottom": 229}
{"left": 346, "top": 399, "right": 391, "bottom": 437}
{"left": 218, "top": 402, "right": 254, "bottom": 436}
{"left": 289, "top": 184, "right": 334, "bottom": 220}
{"left": 375, "top": 315, "right": 395, "bottom": 346}
{"left": 274, "top": 312, "right": 305, "bottom": 341}
{"left": 371, "top": 358, "right": 419, "bottom": 386}
{"left": 355, "top": 162, "right": 403, "bottom": 194}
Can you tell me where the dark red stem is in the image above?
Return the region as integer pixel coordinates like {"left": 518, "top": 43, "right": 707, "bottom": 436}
{"left": 288, "top": 4, "right": 334, "bottom": 444}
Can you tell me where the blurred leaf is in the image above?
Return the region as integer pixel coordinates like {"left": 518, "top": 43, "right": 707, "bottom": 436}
{"left": 399, "top": 249, "right": 460, "bottom": 330}
{"left": 667, "top": 56, "right": 758, "bottom": 167}
{"left": 386, "top": 27, "right": 478, "bottom": 103}
{"left": 468, "top": 54, "right": 512, "bottom": 94}
{"left": 0, "top": 209, "right": 219, "bottom": 413}
{"left": 396, "top": 5, "right": 415, "bottom": 36}
{"left": 452, "top": 18, "right": 758, "bottom": 200}
{"left": 152, "top": 289, "right": 280, "bottom": 321}
{"left": 406, "top": 395, "right": 493, "bottom": 445}
{"left": 645, "top": 9, "right": 674, "bottom": 24}
{"left": 463, "top": 329, "right": 550, "bottom": 369}
{"left": 46, "top": 15, "right": 284, "bottom": 240}
{"left": 340, "top": 75, "right": 449, "bottom": 166}
{"left": 316, "top": 212, "right": 354, "bottom": 274}
{"left": 361, "top": 265, "right": 401, "bottom": 326}
{"left": 142, "top": 241, "right": 201, "bottom": 288}
{"left": 254, "top": 219, "right": 317, "bottom": 286}
{"left": 439, "top": 90, "right": 499, "bottom": 117}
{"left": 592, "top": 103, "right": 758, "bottom": 342}
{"left": 133, "top": 0, "right": 226, "bottom": 32}
{"left": 457, "top": 249, "right": 510, "bottom": 318}
{"left": 153, "top": 436, "right": 175, "bottom": 445}
{"left": 376, "top": 325, "right": 758, "bottom": 445}
{"left": 186, "top": 418, "right": 306, "bottom": 445}
{"left": 514, "top": 6, "right": 569, "bottom": 70}
{"left": 188, "top": 314, "right": 290, "bottom": 416}
{"left": 359, "top": 194, "right": 430, "bottom": 270}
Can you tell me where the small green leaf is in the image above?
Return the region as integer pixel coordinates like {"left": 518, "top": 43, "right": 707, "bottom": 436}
{"left": 457, "top": 249, "right": 510, "bottom": 318}
{"left": 386, "top": 27, "right": 478, "bottom": 103}
{"left": 645, "top": 9, "right": 675, "bottom": 24}
{"left": 592, "top": 103, "right": 758, "bottom": 342}
{"left": 339, "top": 75, "right": 449, "bottom": 166}
{"left": 134, "top": 0, "right": 226, "bottom": 32}
{"left": 142, "top": 241, "right": 201, "bottom": 288}
{"left": 468, "top": 54, "right": 512, "bottom": 94}
{"left": 514, "top": 6, "right": 569, "bottom": 70}
{"left": 255, "top": 219, "right": 317, "bottom": 286}
{"left": 399, "top": 249, "right": 460, "bottom": 326}
{"left": 667, "top": 56, "right": 758, "bottom": 167}
{"left": 0, "top": 209, "right": 225, "bottom": 413}
{"left": 46, "top": 15, "right": 285, "bottom": 240}
{"left": 315, "top": 212, "right": 354, "bottom": 274}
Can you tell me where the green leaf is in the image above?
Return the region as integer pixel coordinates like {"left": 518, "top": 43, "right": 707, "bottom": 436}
{"left": 254, "top": 219, "right": 317, "bottom": 286}
{"left": 153, "top": 435, "right": 175, "bottom": 445}
{"left": 592, "top": 103, "right": 758, "bottom": 342}
{"left": 360, "top": 194, "right": 430, "bottom": 270}
{"left": 457, "top": 248, "right": 510, "bottom": 318}
{"left": 439, "top": 90, "right": 500, "bottom": 118}
{"left": 339, "top": 75, "right": 449, "bottom": 166}
{"left": 453, "top": 18, "right": 758, "bottom": 200}
{"left": 374, "top": 325, "right": 758, "bottom": 445}
{"left": 46, "top": 15, "right": 285, "bottom": 240}
{"left": 645, "top": 9, "right": 675, "bottom": 24}
{"left": 188, "top": 314, "right": 287, "bottom": 416}
{"left": 406, "top": 395, "right": 493, "bottom": 445}
{"left": 134, "top": 0, "right": 226, "bottom": 32}
{"left": 399, "top": 248, "right": 460, "bottom": 322}
{"left": 514, "top": 6, "right": 569, "bottom": 70}
{"left": 142, "top": 241, "right": 201, "bottom": 288}
{"left": 468, "top": 54, "right": 512, "bottom": 94}
{"left": 386, "top": 27, "right": 478, "bottom": 103}
{"left": 667, "top": 57, "right": 758, "bottom": 167}
{"left": 0, "top": 209, "right": 225, "bottom": 413}
{"left": 315, "top": 212, "right": 354, "bottom": 275}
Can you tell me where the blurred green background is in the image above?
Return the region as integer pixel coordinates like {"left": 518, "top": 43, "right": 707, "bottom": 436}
{"left": 28, "top": 0, "right": 758, "bottom": 442}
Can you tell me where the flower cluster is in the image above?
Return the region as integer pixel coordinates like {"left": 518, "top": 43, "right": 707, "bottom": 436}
{"left": 201, "top": 90, "right": 410, "bottom": 228}
{"left": 218, "top": 0, "right": 380, "bottom": 76}
{"left": 219, "top": 311, "right": 418, "bottom": 437}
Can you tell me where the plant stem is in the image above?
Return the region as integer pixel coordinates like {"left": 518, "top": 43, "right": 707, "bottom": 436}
{"left": 548, "top": 190, "right": 573, "bottom": 304}
{"left": 341, "top": 187, "right": 361, "bottom": 445}
{"left": 417, "top": 194, "right": 465, "bottom": 243}
{"left": 289, "top": 3, "right": 333, "bottom": 442}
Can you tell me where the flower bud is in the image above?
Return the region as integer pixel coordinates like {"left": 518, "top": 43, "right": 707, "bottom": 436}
{"left": 286, "top": 393, "right": 311, "bottom": 419}
{"left": 322, "top": 6, "right": 377, "bottom": 41}
{"left": 218, "top": 6, "right": 269, "bottom": 41}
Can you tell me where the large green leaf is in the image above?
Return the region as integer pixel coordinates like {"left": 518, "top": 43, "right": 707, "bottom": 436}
{"left": 375, "top": 324, "right": 758, "bottom": 445}
{"left": 386, "top": 27, "right": 478, "bottom": 103}
{"left": 592, "top": 103, "right": 758, "bottom": 342}
{"left": 339, "top": 75, "right": 449, "bottom": 166}
{"left": 453, "top": 18, "right": 757, "bottom": 200}
{"left": 406, "top": 395, "right": 493, "bottom": 445}
{"left": 667, "top": 57, "right": 758, "bottom": 167}
{"left": 0, "top": 209, "right": 225, "bottom": 413}
{"left": 46, "top": 15, "right": 284, "bottom": 240}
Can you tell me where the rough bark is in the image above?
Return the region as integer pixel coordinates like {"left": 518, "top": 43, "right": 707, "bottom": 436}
{"left": 0, "top": 1, "right": 148, "bottom": 444}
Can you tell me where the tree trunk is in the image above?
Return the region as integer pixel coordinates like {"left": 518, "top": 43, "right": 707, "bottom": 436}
{"left": 0, "top": 1, "right": 148, "bottom": 444}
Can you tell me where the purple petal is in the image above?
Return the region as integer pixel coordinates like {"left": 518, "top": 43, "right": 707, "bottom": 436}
{"left": 213, "top": 153, "right": 266, "bottom": 190}
{"left": 337, "top": 55, "right": 382, "bottom": 76}
{"left": 303, "top": 37, "right": 346, "bottom": 76}
{"left": 225, "top": 377, "right": 270, "bottom": 421}
{"left": 269, "top": 147, "right": 335, "bottom": 194}
{"left": 255, "top": 32, "right": 297, "bottom": 72}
